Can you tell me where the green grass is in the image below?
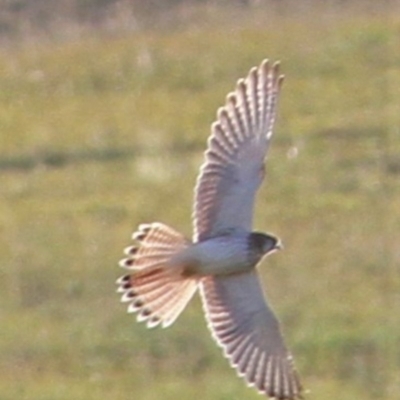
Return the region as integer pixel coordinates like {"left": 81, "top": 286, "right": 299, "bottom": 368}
{"left": 0, "top": 5, "right": 399, "bottom": 400}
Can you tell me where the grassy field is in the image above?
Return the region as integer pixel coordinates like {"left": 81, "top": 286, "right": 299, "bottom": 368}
{"left": 0, "top": 4, "right": 399, "bottom": 400}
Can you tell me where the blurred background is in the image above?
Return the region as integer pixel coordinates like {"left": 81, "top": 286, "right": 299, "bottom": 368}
{"left": 0, "top": 1, "right": 399, "bottom": 399}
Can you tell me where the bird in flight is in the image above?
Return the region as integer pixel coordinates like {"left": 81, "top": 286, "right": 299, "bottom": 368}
{"left": 117, "top": 59, "right": 303, "bottom": 399}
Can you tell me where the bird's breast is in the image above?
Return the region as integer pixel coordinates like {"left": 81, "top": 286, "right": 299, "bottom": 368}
{"left": 171, "top": 234, "right": 254, "bottom": 277}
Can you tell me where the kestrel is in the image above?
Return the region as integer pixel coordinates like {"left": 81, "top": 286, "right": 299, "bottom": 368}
{"left": 117, "top": 59, "right": 303, "bottom": 399}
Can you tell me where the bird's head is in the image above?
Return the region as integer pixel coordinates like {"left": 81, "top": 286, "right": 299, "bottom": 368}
{"left": 249, "top": 232, "right": 283, "bottom": 259}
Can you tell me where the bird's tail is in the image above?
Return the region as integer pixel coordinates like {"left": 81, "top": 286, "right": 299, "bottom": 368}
{"left": 117, "top": 222, "right": 198, "bottom": 328}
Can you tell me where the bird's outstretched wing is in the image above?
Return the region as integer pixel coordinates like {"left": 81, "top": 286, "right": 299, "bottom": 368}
{"left": 192, "top": 60, "right": 284, "bottom": 241}
{"left": 200, "top": 271, "right": 302, "bottom": 399}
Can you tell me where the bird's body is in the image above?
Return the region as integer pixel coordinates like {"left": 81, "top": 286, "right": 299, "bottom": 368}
{"left": 117, "top": 60, "right": 303, "bottom": 399}
{"left": 170, "top": 230, "right": 280, "bottom": 277}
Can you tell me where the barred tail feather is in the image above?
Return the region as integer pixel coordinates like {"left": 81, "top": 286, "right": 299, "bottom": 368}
{"left": 117, "top": 222, "right": 198, "bottom": 328}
